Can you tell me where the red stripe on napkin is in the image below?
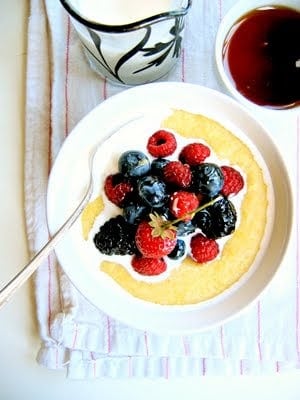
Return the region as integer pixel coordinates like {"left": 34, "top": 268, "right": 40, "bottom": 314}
{"left": 296, "top": 114, "right": 300, "bottom": 360}
{"left": 64, "top": 16, "right": 71, "bottom": 137}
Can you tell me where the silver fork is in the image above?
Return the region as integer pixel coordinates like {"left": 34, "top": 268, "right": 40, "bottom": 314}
{"left": 0, "top": 114, "right": 142, "bottom": 309}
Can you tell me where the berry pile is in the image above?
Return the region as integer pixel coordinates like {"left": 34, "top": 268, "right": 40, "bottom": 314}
{"left": 93, "top": 130, "right": 244, "bottom": 276}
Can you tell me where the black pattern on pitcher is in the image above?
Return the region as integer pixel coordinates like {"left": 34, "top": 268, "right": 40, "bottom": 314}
{"left": 85, "top": 16, "right": 184, "bottom": 83}
{"left": 134, "top": 16, "right": 184, "bottom": 74}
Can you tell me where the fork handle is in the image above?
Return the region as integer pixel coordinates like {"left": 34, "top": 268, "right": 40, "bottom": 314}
{"left": 0, "top": 190, "right": 91, "bottom": 309}
{"left": 0, "top": 114, "right": 143, "bottom": 309}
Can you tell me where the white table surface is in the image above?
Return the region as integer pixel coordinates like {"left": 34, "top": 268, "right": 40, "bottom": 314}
{"left": 1, "top": 1, "right": 300, "bottom": 399}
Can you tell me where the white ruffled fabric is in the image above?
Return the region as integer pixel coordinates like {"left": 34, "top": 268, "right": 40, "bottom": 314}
{"left": 25, "top": 0, "right": 300, "bottom": 379}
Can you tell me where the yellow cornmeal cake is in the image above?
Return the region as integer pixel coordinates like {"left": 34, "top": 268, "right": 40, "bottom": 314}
{"left": 82, "top": 110, "right": 268, "bottom": 305}
{"left": 82, "top": 196, "right": 104, "bottom": 240}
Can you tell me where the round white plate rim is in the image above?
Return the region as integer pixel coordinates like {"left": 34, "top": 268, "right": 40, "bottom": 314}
{"left": 46, "top": 82, "right": 293, "bottom": 334}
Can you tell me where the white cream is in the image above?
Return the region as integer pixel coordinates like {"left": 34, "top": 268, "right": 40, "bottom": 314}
{"left": 71, "top": 0, "right": 174, "bottom": 25}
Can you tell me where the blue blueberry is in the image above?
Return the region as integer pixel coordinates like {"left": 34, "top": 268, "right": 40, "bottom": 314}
{"left": 138, "top": 175, "right": 168, "bottom": 208}
{"left": 151, "top": 158, "right": 170, "bottom": 176}
{"left": 123, "top": 202, "right": 149, "bottom": 225}
{"left": 118, "top": 151, "right": 150, "bottom": 178}
{"left": 154, "top": 205, "right": 173, "bottom": 221}
{"left": 168, "top": 239, "right": 186, "bottom": 260}
{"left": 192, "top": 163, "right": 224, "bottom": 197}
{"left": 175, "top": 220, "right": 196, "bottom": 236}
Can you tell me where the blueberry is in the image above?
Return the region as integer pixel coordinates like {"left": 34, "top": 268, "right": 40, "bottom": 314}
{"left": 192, "top": 163, "right": 224, "bottom": 197}
{"left": 175, "top": 220, "right": 196, "bottom": 236}
{"left": 138, "top": 175, "right": 168, "bottom": 208}
{"left": 151, "top": 158, "right": 170, "bottom": 176}
{"left": 193, "top": 209, "right": 212, "bottom": 236}
{"left": 118, "top": 151, "right": 150, "bottom": 178}
{"left": 168, "top": 239, "right": 186, "bottom": 260}
{"left": 123, "top": 202, "right": 149, "bottom": 225}
{"left": 154, "top": 205, "right": 173, "bottom": 221}
{"left": 193, "top": 197, "right": 237, "bottom": 239}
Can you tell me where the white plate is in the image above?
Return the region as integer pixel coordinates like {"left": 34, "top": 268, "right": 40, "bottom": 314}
{"left": 47, "top": 82, "right": 292, "bottom": 334}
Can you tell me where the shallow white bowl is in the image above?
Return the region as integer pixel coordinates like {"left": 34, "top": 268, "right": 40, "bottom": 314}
{"left": 215, "top": 0, "right": 300, "bottom": 111}
{"left": 46, "top": 82, "right": 292, "bottom": 334}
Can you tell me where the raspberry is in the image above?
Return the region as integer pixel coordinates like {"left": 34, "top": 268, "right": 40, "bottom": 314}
{"left": 221, "top": 166, "right": 244, "bottom": 196}
{"left": 179, "top": 143, "right": 211, "bottom": 165}
{"left": 104, "top": 174, "right": 133, "bottom": 206}
{"left": 131, "top": 255, "right": 167, "bottom": 276}
{"left": 190, "top": 233, "right": 219, "bottom": 263}
{"left": 163, "top": 161, "right": 192, "bottom": 188}
{"left": 135, "top": 221, "right": 177, "bottom": 258}
{"left": 169, "top": 191, "right": 199, "bottom": 220}
{"left": 147, "top": 130, "right": 177, "bottom": 157}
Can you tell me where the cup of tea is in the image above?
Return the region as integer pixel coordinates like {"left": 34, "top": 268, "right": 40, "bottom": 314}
{"left": 215, "top": 0, "right": 300, "bottom": 110}
{"left": 59, "top": 0, "right": 192, "bottom": 86}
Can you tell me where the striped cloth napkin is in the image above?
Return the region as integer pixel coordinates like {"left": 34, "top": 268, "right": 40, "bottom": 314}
{"left": 25, "top": 0, "right": 300, "bottom": 378}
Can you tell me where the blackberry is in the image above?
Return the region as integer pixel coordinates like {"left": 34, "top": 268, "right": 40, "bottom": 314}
{"left": 193, "top": 197, "right": 237, "bottom": 239}
{"left": 93, "top": 215, "right": 138, "bottom": 255}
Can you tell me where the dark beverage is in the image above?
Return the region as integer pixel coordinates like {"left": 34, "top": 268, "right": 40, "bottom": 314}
{"left": 222, "top": 6, "right": 300, "bottom": 108}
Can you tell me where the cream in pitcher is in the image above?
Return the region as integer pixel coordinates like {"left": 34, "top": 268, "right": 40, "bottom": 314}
{"left": 59, "top": 0, "right": 192, "bottom": 85}
{"left": 71, "top": 0, "right": 173, "bottom": 25}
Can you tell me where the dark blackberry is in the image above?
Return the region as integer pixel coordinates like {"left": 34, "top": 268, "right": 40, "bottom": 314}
{"left": 93, "top": 215, "right": 138, "bottom": 255}
{"left": 193, "top": 197, "right": 237, "bottom": 239}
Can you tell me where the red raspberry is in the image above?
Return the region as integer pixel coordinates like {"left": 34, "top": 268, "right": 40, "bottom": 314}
{"left": 147, "top": 130, "right": 177, "bottom": 157}
{"left": 131, "top": 255, "right": 167, "bottom": 276}
{"left": 221, "top": 166, "right": 244, "bottom": 197}
{"left": 163, "top": 161, "right": 192, "bottom": 188}
{"left": 179, "top": 142, "right": 211, "bottom": 166}
{"left": 135, "top": 221, "right": 177, "bottom": 258}
{"left": 104, "top": 174, "right": 133, "bottom": 206}
{"left": 169, "top": 191, "right": 199, "bottom": 220}
{"left": 190, "top": 234, "right": 219, "bottom": 263}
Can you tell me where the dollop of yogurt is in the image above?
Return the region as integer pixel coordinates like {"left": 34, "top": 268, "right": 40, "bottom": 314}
{"left": 86, "top": 111, "right": 247, "bottom": 284}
